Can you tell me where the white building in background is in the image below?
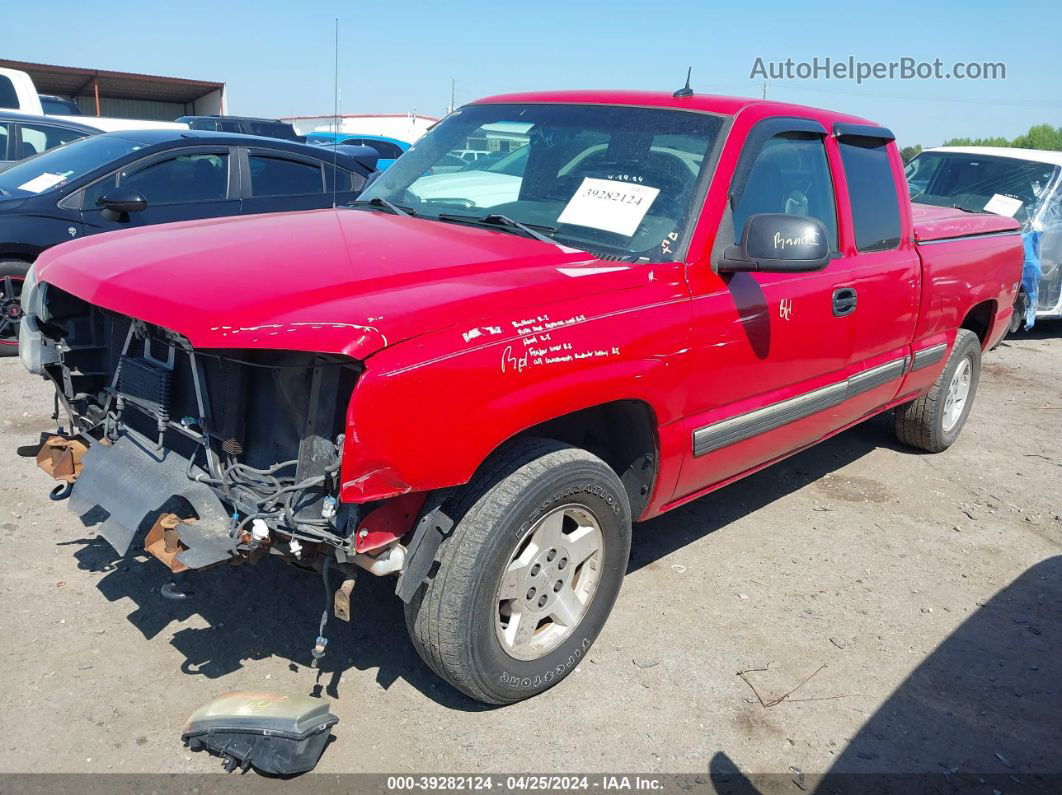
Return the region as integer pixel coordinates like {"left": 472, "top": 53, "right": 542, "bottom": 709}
{"left": 281, "top": 113, "right": 438, "bottom": 143}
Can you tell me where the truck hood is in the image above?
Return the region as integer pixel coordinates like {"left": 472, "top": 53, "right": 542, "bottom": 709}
{"left": 911, "top": 202, "right": 1021, "bottom": 242}
{"left": 35, "top": 208, "right": 622, "bottom": 359}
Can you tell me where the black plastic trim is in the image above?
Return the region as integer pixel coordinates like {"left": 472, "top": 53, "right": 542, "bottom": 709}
{"left": 692, "top": 355, "right": 909, "bottom": 456}
{"left": 911, "top": 343, "right": 947, "bottom": 370}
{"left": 847, "top": 357, "right": 908, "bottom": 399}
{"left": 833, "top": 122, "right": 896, "bottom": 142}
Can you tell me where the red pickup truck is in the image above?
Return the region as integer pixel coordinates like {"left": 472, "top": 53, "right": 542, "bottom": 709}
{"left": 18, "top": 90, "right": 1022, "bottom": 704}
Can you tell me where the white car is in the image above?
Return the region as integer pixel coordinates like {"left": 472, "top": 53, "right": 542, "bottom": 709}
{"left": 906, "top": 146, "right": 1062, "bottom": 329}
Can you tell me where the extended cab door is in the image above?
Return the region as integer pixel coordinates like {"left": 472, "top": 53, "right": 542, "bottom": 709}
{"left": 673, "top": 117, "right": 861, "bottom": 500}
{"left": 827, "top": 125, "right": 919, "bottom": 423}
{"left": 78, "top": 146, "right": 239, "bottom": 232}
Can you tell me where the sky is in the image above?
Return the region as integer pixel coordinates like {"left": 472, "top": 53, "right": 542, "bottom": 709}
{"left": 4, "top": 0, "right": 1060, "bottom": 147}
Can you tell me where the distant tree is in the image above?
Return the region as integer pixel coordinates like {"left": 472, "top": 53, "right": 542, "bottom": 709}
{"left": 900, "top": 144, "right": 923, "bottom": 163}
{"left": 1011, "top": 124, "right": 1062, "bottom": 151}
{"left": 940, "top": 123, "right": 1062, "bottom": 151}
{"left": 942, "top": 135, "right": 1010, "bottom": 147}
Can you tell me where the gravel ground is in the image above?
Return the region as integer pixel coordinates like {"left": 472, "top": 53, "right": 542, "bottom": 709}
{"left": 0, "top": 326, "right": 1059, "bottom": 782}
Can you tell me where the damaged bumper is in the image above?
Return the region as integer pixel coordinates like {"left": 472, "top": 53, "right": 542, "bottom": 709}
{"left": 68, "top": 434, "right": 237, "bottom": 568}
{"left": 21, "top": 286, "right": 362, "bottom": 572}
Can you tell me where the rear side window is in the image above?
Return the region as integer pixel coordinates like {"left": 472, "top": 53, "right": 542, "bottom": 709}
{"left": 19, "top": 123, "right": 90, "bottom": 159}
{"left": 0, "top": 122, "right": 9, "bottom": 159}
{"left": 0, "top": 76, "right": 19, "bottom": 109}
{"left": 248, "top": 121, "right": 295, "bottom": 140}
{"left": 248, "top": 154, "right": 323, "bottom": 196}
{"left": 839, "top": 138, "right": 902, "bottom": 251}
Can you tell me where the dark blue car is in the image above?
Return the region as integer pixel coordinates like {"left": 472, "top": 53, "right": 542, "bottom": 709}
{"left": 0, "top": 129, "right": 377, "bottom": 352}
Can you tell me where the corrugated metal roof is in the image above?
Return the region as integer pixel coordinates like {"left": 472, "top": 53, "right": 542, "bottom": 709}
{"left": 0, "top": 59, "right": 223, "bottom": 103}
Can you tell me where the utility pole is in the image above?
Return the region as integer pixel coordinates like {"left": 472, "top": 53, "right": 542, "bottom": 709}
{"left": 762, "top": 81, "right": 767, "bottom": 99}
{"left": 449, "top": 78, "right": 455, "bottom": 114}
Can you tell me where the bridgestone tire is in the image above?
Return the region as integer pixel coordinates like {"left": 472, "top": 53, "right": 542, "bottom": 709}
{"left": 403, "top": 438, "right": 632, "bottom": 705}
{"left": 895, "top": 329, "right": 981, "bottom": 453}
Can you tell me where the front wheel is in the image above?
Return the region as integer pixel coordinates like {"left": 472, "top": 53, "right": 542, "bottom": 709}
{"left": 403, "top": 439, "right": 632, "bottom": 705}
{"left": 895, "top": 329, "right": 981, "bottom": 453}
{"left": 0, "top": 260, "right": 31, "bottom": 357}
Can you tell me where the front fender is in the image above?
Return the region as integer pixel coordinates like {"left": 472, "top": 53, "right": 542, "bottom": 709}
{"left": 338, "top": 270, "right": 692, "bottom": 502}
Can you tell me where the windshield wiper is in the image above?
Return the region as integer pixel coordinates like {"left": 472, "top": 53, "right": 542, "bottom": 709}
{"left": 348, "top": 197, "right": 415, "bottom": 217}
{"left": 436, "top": 212, "right": 558, "bottom": 244}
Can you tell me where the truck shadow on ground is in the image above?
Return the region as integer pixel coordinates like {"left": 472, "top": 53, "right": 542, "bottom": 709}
{"left": 708, "top": 555, "right": 1062, "bottom": 792}
{"left": 68, "top": 411, "right": 920, "bottom": 712}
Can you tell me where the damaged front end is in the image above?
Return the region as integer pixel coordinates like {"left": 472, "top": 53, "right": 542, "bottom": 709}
{"left": 21, "top": 281, "right": 363, "bottom": 574}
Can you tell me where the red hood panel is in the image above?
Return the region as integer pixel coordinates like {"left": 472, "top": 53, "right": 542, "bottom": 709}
{"left": 36, "top": 209, "right": 604, "bottom": 358}
{"left": 911, "top": 202, "right": 1021, "bottom": 242}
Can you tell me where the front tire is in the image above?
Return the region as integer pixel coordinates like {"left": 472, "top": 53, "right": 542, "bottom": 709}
{"left": 404, "top": 438, "right": 632, "bottom": 705}
{"left": 0, "top": 260, "right": 31, "bottom": 357}
{"left": 895, "top": 329, "right": 981, "bottom": 452}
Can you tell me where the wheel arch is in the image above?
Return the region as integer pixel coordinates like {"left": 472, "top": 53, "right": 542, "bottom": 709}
{"left": 960, "top": 298, "right": 998, "bottom": 349}
{"left": 500, "top": 398, "right": 660, "bottom": 520}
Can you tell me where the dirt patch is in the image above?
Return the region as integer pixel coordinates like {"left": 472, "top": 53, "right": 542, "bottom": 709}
{"left": 814, "top": 474, "right": 894, "bottom": 504}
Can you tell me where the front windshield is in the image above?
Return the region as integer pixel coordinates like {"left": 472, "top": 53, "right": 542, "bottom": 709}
{"left": 359, "top": 103, "right": 725, "bottom": 261}
{"left": 0, "top": 135, "right": 144, "bottom": 198}
{"left": 906, "top": 151, "right": 1060, "bottom": 228}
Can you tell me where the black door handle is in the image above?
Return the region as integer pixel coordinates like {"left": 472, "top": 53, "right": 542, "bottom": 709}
{"left": 833, "top": 287, "right": 857, "bottom": 317}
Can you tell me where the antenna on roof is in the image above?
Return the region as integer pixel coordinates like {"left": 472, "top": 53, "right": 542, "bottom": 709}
{"left": 673, "top": 67, "right": 694, "bottom": 99}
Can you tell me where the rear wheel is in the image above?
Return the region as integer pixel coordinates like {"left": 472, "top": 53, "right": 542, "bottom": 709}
{"left": 1007, "top": 290, "right": 1028, "bottom": 336}
{"left": 0, "top": 260, "right": 31, "bottom": 357}
{"left": 403, "top": 438, "right": 631, "bottom": 705}
{"left": 895, "top": 329, "right": 981, "bottom": 452}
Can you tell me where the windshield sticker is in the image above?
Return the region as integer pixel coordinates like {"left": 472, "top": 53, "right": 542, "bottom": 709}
{"left": 557, "top": 178, "right": 660, "bottom": 237}
{"left": 17, "top": 172, "right": 69, "bottom": 193}
{"left": 983, "top": 193, "right": 1023, "bottom": 217}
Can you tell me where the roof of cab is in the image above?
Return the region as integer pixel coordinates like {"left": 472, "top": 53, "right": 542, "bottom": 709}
{"left": 469, "top": 90, "right": 879, "bottom": 127}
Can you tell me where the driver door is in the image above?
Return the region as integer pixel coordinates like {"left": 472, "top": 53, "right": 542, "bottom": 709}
{"left": 673, "top": 119, "right": 860, "bottom": 501}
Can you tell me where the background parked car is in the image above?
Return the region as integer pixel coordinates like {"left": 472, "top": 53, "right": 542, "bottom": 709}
{"left": 178, "top": 115, "right": 302, "bottom": 141}
{"left": 0, "top": 111, "right": 100, "bottom": 166}
{"left": 0, "top": 129, "right": 376, "bottom": 352}
{"left": 36, "top": 95, "right": 82, "bottom": 115}
{"left": 305, "top": 132, "right": 410, "bottom": 169}
{"left": 906, "top": 146, "right": 1062, "bottom": 331}
{"left": 1, "top": 67, "right": 188, "bottom": 132}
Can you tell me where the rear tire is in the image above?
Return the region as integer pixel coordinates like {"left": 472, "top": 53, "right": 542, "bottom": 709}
{"left": 0, "top": 260, "right": 31, "bottom": 357}
{"left": 1007, "top": 290, "right": 1028, "bottom": 336}
{"left": 403, "top": 438, "right": 631, "bottom": 705}
{"left": 895, "top": 329, "right": 981, "bottom": 452}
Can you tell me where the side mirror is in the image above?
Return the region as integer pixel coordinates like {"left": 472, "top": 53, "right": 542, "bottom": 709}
{"left": 718, "top": 213, "right": 831, "bottom": 273}
{"left": 98, "top": 188, "right": 147, "bottom": 221}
